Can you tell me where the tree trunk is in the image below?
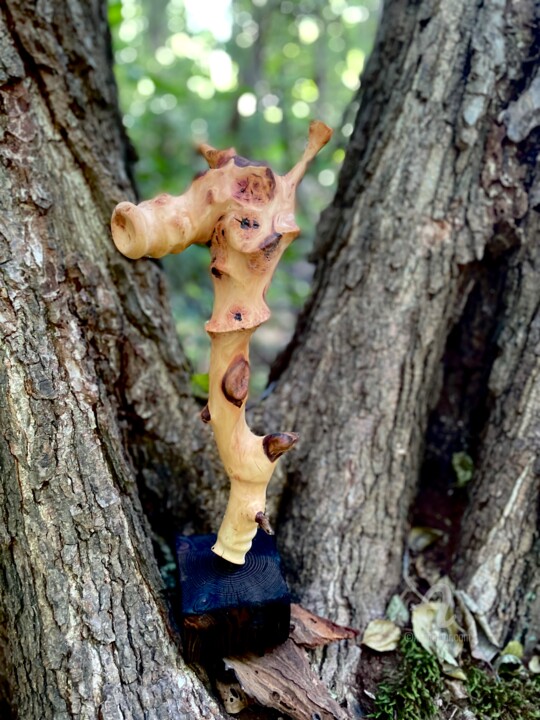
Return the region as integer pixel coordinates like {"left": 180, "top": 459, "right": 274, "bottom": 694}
{"left": 262, "top": 0, "right": 540, "bottom": 709}
{"left": 0, "top": 2, "right": 225, "bottom": 717}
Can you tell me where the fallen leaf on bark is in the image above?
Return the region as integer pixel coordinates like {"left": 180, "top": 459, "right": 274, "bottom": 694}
{"left": 408, "top": 526, "right": 445, "bottom": 552}
{"left": 451, "top": 451, "right": 474, "bottom": 487}
{"left": 412, "top": 602, "right": 464, "bottom": 666}
{"left": 455, "top": 590, "right": 499, "bottom": 662}
{"left": 494, "top": 653, "right": 523, "bottom": 671}
{"left": 361, "top": 619, "right": 401, "bottom": 652}
{"left": 445, "top": 678, "right": 469, "bottom": 701}
{"left": 500, "top": 640, "right": 523, "bottom": 658}
{"left": 386, "top": 594, "right": 410, "bottom": 626}
{"left": 441, "top": 663, "right": 467, "bottom": 680}
{"left": 414, "top": 554, "right": 442, "bottom": 586}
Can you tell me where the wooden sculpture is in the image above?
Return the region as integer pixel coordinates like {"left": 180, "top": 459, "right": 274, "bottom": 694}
{"left": 111, "top": 121, "right": 332, "bottom": 566}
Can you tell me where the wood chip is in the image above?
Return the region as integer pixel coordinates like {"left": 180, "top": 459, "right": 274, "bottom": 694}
{"left": 290, "top": 603, "right": 358, "bottom": 649}
{"left": 225, "top": 638, "right": 352, "bottom": 720}
{"left": 215, "top": 679, "right": 250, "bottom": 714}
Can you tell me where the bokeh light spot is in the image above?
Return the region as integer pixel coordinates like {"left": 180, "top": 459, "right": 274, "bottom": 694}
{"left": 262, "top": 93, "right": 280, "bottom": 108}
{"left": 318, "top": 169, "right": 335, "bottom": 186}
{"left": 298, "top": 17, "right": 320, "bottom": 44}
{"left": 118, "top": 18, "right": 143, "bottom": 43}
{"left": 236, "top": 32, "right": 254, "bottom": 48}
{"left": 283, "top": 42, "right": 300, "bottom": 58}
{"left": 209, "top": 50, "right": 237, "bottom": 92}
{"left": 155, "top": 46, "right": 175, "bottom": 66}
{"left": 329, "top": 37, "right": 346, "bottom": 52}
{"left": 264, "top": 106, "right": 283, "bottom": 123}
{"left": 292, "top": 101, "right": 310, "bottom": 118}
{"left": 343, "top": 5, "right": 369, "bottom": 24}
{"left": 292, "top": 78, "right": 319, "bottom": 103}
{"left": 237, "top": 92, "right": 257, "bottom": 117}
{"left": 116, "top": 47, "right": 137, "bottom": 64}
{"left": 341, "top": 69, "right": 360, "bottom": 90}
{"left": 137, "top": 77, "right": 155, "bottom": 96}
{"left": 170, "top": 32, "right": 204, "bottom": 60}
{"left": 184, "top": 0, "right": 233, "bottom": 42}
{"left": 191, "top": 118, "right": 208, "bottom": 136}
{"left": 347, "top": 48, "right": 366, "bottom": 75}
{"left": 187, "top": 75, "right": 215, "bottom": 99}
{"left": 330, "top": 0, "right": 347, "bottom": 12}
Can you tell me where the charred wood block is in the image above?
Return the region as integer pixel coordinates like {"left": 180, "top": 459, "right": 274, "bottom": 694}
{"left": 176, "top": 530, "right": 290, "bottom": 663}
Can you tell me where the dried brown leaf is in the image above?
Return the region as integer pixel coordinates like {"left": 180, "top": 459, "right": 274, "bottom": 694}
{"left": 412, "top": 602, "right": 463, "bottom": 666}
{"left": 361, "top": 619, "right": 401, "bottom": 652}
{"left": 445, "top": 678, "right": 469, "bottom": 701}
{"left": 290, "top": 603, "right": 358, "bottom": 649}
{"left": 455, "top": 590, "right": 499, "bottom": 662}
{"left": 442, "top": 663, "right": 467, "bottom": 681}
{"left": 408, "top": 526, "right": 444, "bottom": 553}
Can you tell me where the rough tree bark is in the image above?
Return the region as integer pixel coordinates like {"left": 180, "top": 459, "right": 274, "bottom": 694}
{"left": 261, "top": 0, "right": 540, "bottom": 711}
{"left": 1, "top": 0, "right": 539, "bottom": 719}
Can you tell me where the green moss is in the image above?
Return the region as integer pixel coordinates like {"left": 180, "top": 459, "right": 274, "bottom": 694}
{"left": 370, "top": 636, "right": 540, "bottom": 720}
{"left": 466, "top": 665, "right": 540, "bottom": 720}
{"left": 369, "top": 635, "right": 444, "bottom": 720}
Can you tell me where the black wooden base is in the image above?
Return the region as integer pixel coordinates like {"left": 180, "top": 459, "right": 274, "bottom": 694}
{"left": 176, "top": 530, "right": 290, "bottom": 663}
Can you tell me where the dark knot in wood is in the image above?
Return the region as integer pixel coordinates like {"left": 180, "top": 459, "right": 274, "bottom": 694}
{"left": 222, "top": 356, "right": 250, "bottom": 407}
{"left": 255, "top": 512, "right": 275, "bottom": 535}
{"left": 200, "top": 404, "right": 211, "bottom": 424}
{"left": 263, "top": 432, "right": 299, "bottom": 463}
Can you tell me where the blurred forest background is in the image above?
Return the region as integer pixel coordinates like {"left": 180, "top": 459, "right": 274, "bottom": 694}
{"left": 108, "top": 0, "right": 380, "bottom": 394}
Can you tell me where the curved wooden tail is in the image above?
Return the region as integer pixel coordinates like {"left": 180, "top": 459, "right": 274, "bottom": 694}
{"left": 204, "top": 330, "right": 298, "bottom": 564}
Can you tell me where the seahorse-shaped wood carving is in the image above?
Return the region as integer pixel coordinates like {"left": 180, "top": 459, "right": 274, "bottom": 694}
{"left": 111, "top": 120, "right": 332, "bottom": 564}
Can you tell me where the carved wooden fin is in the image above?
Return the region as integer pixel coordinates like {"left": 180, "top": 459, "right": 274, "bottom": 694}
{"left": 255, "top": 512, "right": 275, "bottom": 535}
{"left": 200, "top": 404, "right": 211, "bottom": 424}
{"left": 286, "top": 120, "right": 333, "bottom": 188}
{"left": 263, "top": 432, "right": 299, "bottom": 463}
{"left": 198, "top": 143, "right": 237, "bottom": 169}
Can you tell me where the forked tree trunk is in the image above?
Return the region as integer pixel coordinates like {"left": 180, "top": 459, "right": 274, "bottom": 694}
{"left": 1, "top": 0, "right": 539, "bottom": 718}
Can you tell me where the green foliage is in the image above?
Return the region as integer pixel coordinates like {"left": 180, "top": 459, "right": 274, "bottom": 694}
{"left": 108, "top": 0, "right": 379, "bottom": 387}
{"left": 370, "top": 634, "right": 444, "bottom": 720}
{"left": 190, "top": 372, "right": 209, "bottom": 398}
{"left": 108, "top": 0, "right": 379, "bottom": 197}
{"left": 370, "top": 635, "right": 540, "bottom": 720}
{"left": 466, "top": 665, "right": 540, "bottom": 720}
